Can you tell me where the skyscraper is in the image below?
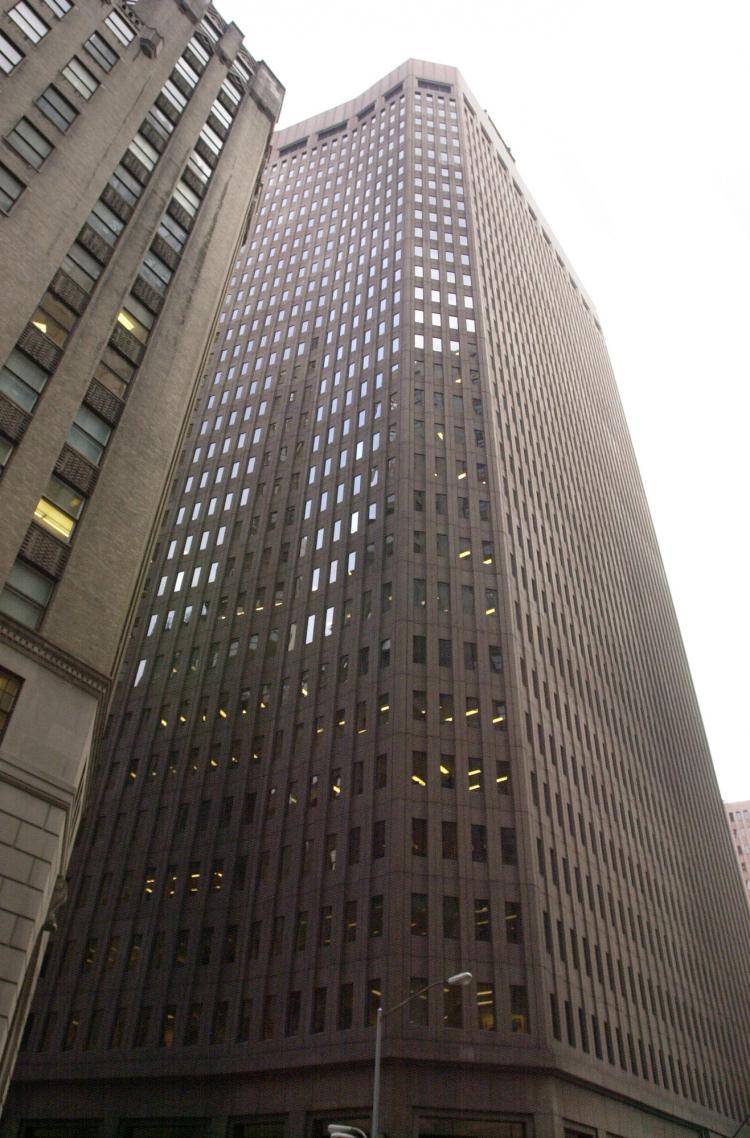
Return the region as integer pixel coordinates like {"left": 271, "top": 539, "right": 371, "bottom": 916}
{"left": 0, "top": 0, "right": 281, "bottom": 1105}
{"left": 5, "top": 59, "right": 750, "bottom": 1138}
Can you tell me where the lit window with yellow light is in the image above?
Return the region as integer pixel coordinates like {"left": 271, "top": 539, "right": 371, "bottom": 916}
{"left": 33, "top": 475, "right": 84, "bottom": 541}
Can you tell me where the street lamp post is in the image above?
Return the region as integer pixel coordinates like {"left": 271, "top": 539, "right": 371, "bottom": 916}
{"left": 370, "top": 971, "right": 472, "bottom": 1138}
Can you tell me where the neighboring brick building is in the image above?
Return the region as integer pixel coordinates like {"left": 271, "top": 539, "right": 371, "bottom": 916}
{"left": 4, "top": 60, "right": 750, "bottom": 1138}
{"left": 725, "top": 800, "right": 750, "bottom": 906}
{"left": 0, "top": 0, "right": 281, "bottom": 1105}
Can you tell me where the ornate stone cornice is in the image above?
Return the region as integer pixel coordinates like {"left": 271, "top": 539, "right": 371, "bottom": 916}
{"left": 0, "top": 616, "right": 110, "bottom": 700}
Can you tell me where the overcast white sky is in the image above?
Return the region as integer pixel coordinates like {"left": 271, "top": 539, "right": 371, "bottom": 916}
{"left": 221, "top": 0, "right": 750, "bottom": 800}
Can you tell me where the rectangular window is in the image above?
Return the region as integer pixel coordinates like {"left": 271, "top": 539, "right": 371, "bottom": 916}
{"left": 410, "top": 893, "right": 428, "bottom": 936}
{"left": 66, "top": 405, "right": 110, "bottom": 463}
{"left": 62, "top": 242, "right": 101, "bottom": 291}
{"left": 344, "top": 899, "right": 357, "bottom": 942}
{"left": 33, "top": 475, "right": 84, "bottom": 541}
{"left": 145, "top": 104, "right": 174, "bottom": 145}
{"left": 310, "top": 987, "right": 326, "bottom": 1033}
{"left": 173, "top": 178, "right": 201, "bottom": 217}
{"left": 368, "top": 894, "right": 383, "bottom": 938}
{"left": 158, "top": 212, "right": 188, "bottom": 253}
{"left": 0, "top": 162, "right": 25, "bottom": 212}
{"left": 43, "top": 0, "right": 72, "bottom": 17}
{"left": 187, "top": 147, "right": 212, "bottom": 187}
{"left": 0, "top": 31, "right": 25, "bottom": 74}
{"left": 141, "top": 249, "right": 172, "bottom": 294}
{"left": 129, "top": 130, "right": 159, "bottom": 171}
{"left": 0, "top": 667, "right": 23, "bottom": 743}
{"left": 510, "top": 985, "right": 530, "bottom": 1033}
{"left": 31, "top": 291, "right": 75, "bottom": 347}
{"left": 175, "top": 54, "right": 200, "bottom": 88}
{"left": 8, "top": 1, "right": 49, "bottom": 43}
{"left": 62, "top": 56, "right": 99, "bottom": 99}
{"left": 6, "top": 117, "right": 53, "bottom": 169}
{"left": 471, "top": 824, "right": 487, "bottom": 862}
{"left": 105, "top": 9, "right": 135, "bottom": 45}
{"left": 477, "top": 983, "right": 496, "bottom": 1031}
{"left": 500, "top": 827, "right": 517, "bottom": 865}
{"left": 442, "top": 895, "right": 459, "bottom": 938}
{"left": 505, "top": 900, "right": 523, "bottom": 943}
{"left": 110, "top": 161, "right": 142, "bottom": 205}
{"left": 84, "top": 31, "right": 118, "bottom": 71}
{"left": 0, "top": 349, "right": 49, "bottom": 411}
{"left": 88, "top": 199, "right": 123, "bottom": 246}
{"left": 116, "top": 296, "right": 154, "bottom": 342}
{"left": 443, "top": 983, "right": 463, "bottom": 1028}
{"left": 0, "top": 559, "right": 53, "bottom": 629}
{"left": 35, "top": 84, "right": 77, "bottom": 132}
{"left": 162, "top": 78, "right": 187, "bottom": 116}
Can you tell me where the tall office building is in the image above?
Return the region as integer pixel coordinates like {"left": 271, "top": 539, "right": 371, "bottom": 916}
{"left": 0, "top": 0, "right": 281, "bottom": 1106}
{"left": 5, "top": 59, "right": 750, "bottom": 1138}
{"left": 725, "top": 801, "right": 750, "bottom": 906}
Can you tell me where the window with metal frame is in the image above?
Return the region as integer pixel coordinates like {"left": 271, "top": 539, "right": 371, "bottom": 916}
{"left": 104, "top": 8, "right": 134, "bottom": 45}
{"left": 66, "top": 404, "right": 111, "bottom": 463}
{"left": 0, "top": 162, "right": 25, "bottom": 211}
{"left": 7, "top": 1, "right": 48, "bottom": 43}
{"left": 62, "top": 242, "right": 102, "bottom": 292}
{"left": 42, "top": 0, "right": 72, "bottom": 17}
{"left": 0, "top": 348, "right": 49, "bottom": 410}
{"left": 88, "top": 199, "right": 124, "bottom": 246}
{"left": 6, "top": 117, "right": 53, "bottom": 169}
{"left": 34, "top": 475, "right": 85, "bottom": 541}
{"left": 62, "top": 56, "right": 99, "bottom": 99}
{"left": 84, "top": 31, "right": 118, "bottom": 72}
{"left": 0, "top": 559, "right": 54, "bottom": 630}
{"left": 36, "top": 84, "right": 78, "bottom": 131}
{"left": 0, "top": 30, "right": 24, "bottom": 73}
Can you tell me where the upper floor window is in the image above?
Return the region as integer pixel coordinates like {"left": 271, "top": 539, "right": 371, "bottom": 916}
{"left": 187, "top": 35, "right": 209, "bottom": 69}
{"left": 84, "top": 31, "right": 118, "bottom": 72}
{"left": 8, "top": 2, "right": 49, "bottom": 44}
{"left": 104, "top": 9, "right": 135, "bottom": 46}
{"left": 0, "top": 348, "right": 48, "bottom": 410}
{"left": 0, "top": 162, "right": 25, "bottom": 213}
{"left": 66, "top": 404, "right": 111, "bottom": 463}
{"left": 42, "top": 0, "right": 72, "bottom": 16}
{"left": 34, "top": 475, "right": 84, "bottom": 541}
{"left": 0, "top": 30, "right": 24, "bottom": 74}
{"left": 6, "top": 117, "right": 53, "bottom": 169}
{"left": 36, "top": 84, "right": 77, "bottom": 132}
{"left": 174, "top": 55, "right": 199, "bottom": 89}
{"left": 61, "top": 56, "right": 99, "bottom": 100}
{"left": 0, "top": 559, "right": 53, "bottom": 630}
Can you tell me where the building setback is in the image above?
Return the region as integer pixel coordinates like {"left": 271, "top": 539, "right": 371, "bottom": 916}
{"left": 4, "top": 59, "right": 750, "bottom": 1138}
{"left": 0, "top": 0, "right": 281, "bottom": 1106}
{"left": 725, "top": 801, "right": 750, "bottom": 907}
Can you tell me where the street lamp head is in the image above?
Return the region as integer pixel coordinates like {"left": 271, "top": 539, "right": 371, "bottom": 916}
{"left": 446, "top": 971, "right": 473, "bottom": 986}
